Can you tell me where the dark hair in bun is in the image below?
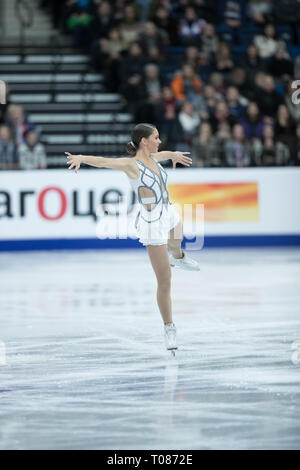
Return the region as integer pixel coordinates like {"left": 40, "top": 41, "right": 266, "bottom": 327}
{"left": 126, "top": 123, "right": 156, "bottom": 155}
{"left": 126, "top": 140, "right": 137, "bottom": 155}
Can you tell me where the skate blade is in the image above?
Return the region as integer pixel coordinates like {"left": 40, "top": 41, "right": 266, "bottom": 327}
{"left": 170, "top": 263, "right": 200, "bottom": 271}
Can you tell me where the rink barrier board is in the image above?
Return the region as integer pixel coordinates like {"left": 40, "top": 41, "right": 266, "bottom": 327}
{"left": 1, "top": 167, "right": 300, "bottom": 248}
{"left": 1, "top": 235, "right": 300, "bottom": 251}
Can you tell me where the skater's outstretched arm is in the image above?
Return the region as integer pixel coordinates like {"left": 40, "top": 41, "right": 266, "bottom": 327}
{"left": 150, "top": 151, "right": 192, "bottom": 168}
{"left": 65, "top": 152, "right": 136, "bottom": 176}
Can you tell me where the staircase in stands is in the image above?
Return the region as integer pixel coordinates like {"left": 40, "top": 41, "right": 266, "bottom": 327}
{"left": 0, "top": 45, "right": 134, "bottom": 168}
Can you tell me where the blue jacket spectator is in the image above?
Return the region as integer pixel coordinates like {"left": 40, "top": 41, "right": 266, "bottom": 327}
{"left": 178, "top": 6, "right": 207, "bottom": 47}
{"left": 239, "top": 102, "right": 264, "bottom": 140}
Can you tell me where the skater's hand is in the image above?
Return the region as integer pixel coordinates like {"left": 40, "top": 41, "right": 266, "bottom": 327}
{"left": 65, "top": 152, "right": 82, "bottom": 173}
{"left": 172, "top": 151, "right": 192, "bottom": 169}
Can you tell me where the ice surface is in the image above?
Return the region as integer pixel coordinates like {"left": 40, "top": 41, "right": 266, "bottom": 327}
{"left": 0, "top": 247, "right": 300, "bottom": 450}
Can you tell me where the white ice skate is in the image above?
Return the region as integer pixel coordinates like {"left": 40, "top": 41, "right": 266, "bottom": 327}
{"left": 169, "top": 250, "right": 200, "bottom": 271}
{"left": 164, "top": 323, "right": 178, "bottom": 355}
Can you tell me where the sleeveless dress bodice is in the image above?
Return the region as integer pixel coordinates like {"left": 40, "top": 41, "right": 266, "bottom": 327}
{"left": 127, "top": 157, "right": 172, "bottom": 223}
{"left": 128, "top": 157, "right": 170, "bottom": 206}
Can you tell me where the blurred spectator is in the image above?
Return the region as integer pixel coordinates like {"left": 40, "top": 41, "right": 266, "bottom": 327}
{"left": 247, "top": 0, "right": 274, "bottom": 25}
{"left": 253, "top": 23, "right": 285, "bottom": 59}
{"left": 192, "top": 121, "right": 222, "bottom": 167}
{"left": 252, "top": 124, "right": 290, "bottom": 166}
{"left": 119, "top": 4, "right": 143, "bottom": 49}
{"left": 215, "top": 121, "right": 232, "bottom": 156}
{"left": 89, "top": 1, "right": 118, "bottom": 41}
{"left": 181, "top": 44, "right": 213, "bottom": 81}
{"left": 66, "top": 2, "right": 93, "bottom": 48}
{"left": 134, "top": 92, "right": 164, "bottom": 127}
{"left": 92, "top": 27, "right": 127, "bottom": 91}
{"left": 143, "top": 63, "right": 163, "bottom": 98}
{"left": 224, "top": 1, "right": 243, "bottom": 28}
{"left": 274, "top": 104, "right": 296, "bottom": 155}
{"left": 120, "top": 74, "right": 147, "bottom": 116}
{"left": 121, "top": 42, "right": 145, "bottom": 81}
{"left": 268, "top": 46, "right": 294, "bottom": 83}
{"left": 200, "top": 23, "right": 219, "bottom": 63}
{"left": 255, "top": 74, "right": 283, "bottom": 117}
{"left": 208, "top": 72, "right": 225, "bottom": 95}
{"left": 225, "top": 86, "right": 247, "bottom": 118}
{"left": 138, "top": 21, "right": 168, "bottom": 62}
{"left": 160, "top": 106, "right": 185, "bottom": 151}
{"left": 162, "top": 86, "right": 177, "bottom": 114}
{"left": 135, "top": 0, "right": 157, "bottom": 23}
{"left": 202, "top": 84, "right": 222, "bottom": 115}
{"left": 182, "top": 45, "right": 201, "bottom": 70}
{"left": 188, "top": 84, "right": 212, "bottom": 118}
{"left": 250, "top": 70, "right": 267, "bottom": 102}
{"left": 273, "top": 0, "right": 300, "bottom": 26}
{"left": 112, "top": 0, "right": 127, "bottom": 22}
{"left": 18, "top": 130, "right": 47, "bottom": 170}
{"left": 145, "top": 44, "right": 166, "bottom": 66}
{"left": 178, "top": 6, "right": 207, "bottom": 47}
{"left": 214, "top": 42, "right": 235, "bottom": 76}
{"left": 170, "top": 64, "right": 203, "bottom": 102}
{"left": 229, "top": 67, "right": 252, "bottom": 100}
{"left": 178, "top": 101, "right": 201, "bottom": 144}
{"left": 153, "top": 5, "right": 179, "bottom": 46}
{"left": 239, "top": 101, "right": 264, "bottom": 141}
{"left": 91, "top": 26, "right": 125, "bottom": 66}
{"left": 254, "top": 71, "right": 267, "bottom": 89}
{"left": 134, "top": 62, "right": 164, "bottom": 124}
{"left": 224, "top": 123, "right": 252, "bottom": 167}
{"left": 0, "top": 125, "right": 18, "bottom": 170}
{"left": 241, "top": 43, "right": 266, "bottom": 84}
{"left": 209, "top": 100, "right": 237, "bottom": 133}
{"left": 5, "top": 104, "right": 32, "bottom": 146}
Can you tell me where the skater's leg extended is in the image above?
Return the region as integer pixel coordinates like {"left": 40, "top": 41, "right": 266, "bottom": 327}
{"left": 146, "top": 244, "right": 177, "bottom": 350}
{"left": 146, "top": 244, "right": 172, "bottom": 324}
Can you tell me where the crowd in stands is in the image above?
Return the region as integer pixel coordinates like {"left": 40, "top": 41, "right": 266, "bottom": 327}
{"left": 2, "top": 0, "right": 300, "bottom": 169}
{"left": 0, "top": 87, "right": 47, "bottom": 170}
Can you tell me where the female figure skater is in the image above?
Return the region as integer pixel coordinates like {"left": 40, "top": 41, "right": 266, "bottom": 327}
{"left": 65, "top": 123, "right": 200, "bottom": 352}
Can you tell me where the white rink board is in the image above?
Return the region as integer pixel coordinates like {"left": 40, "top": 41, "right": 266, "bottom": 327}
{"left": 0, "top": 167, "right": 300, "bottom": 240}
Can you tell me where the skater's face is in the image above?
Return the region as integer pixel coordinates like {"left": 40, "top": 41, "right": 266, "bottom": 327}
{"left": 143, "top": 128, "right": 161, "bottom": 153}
